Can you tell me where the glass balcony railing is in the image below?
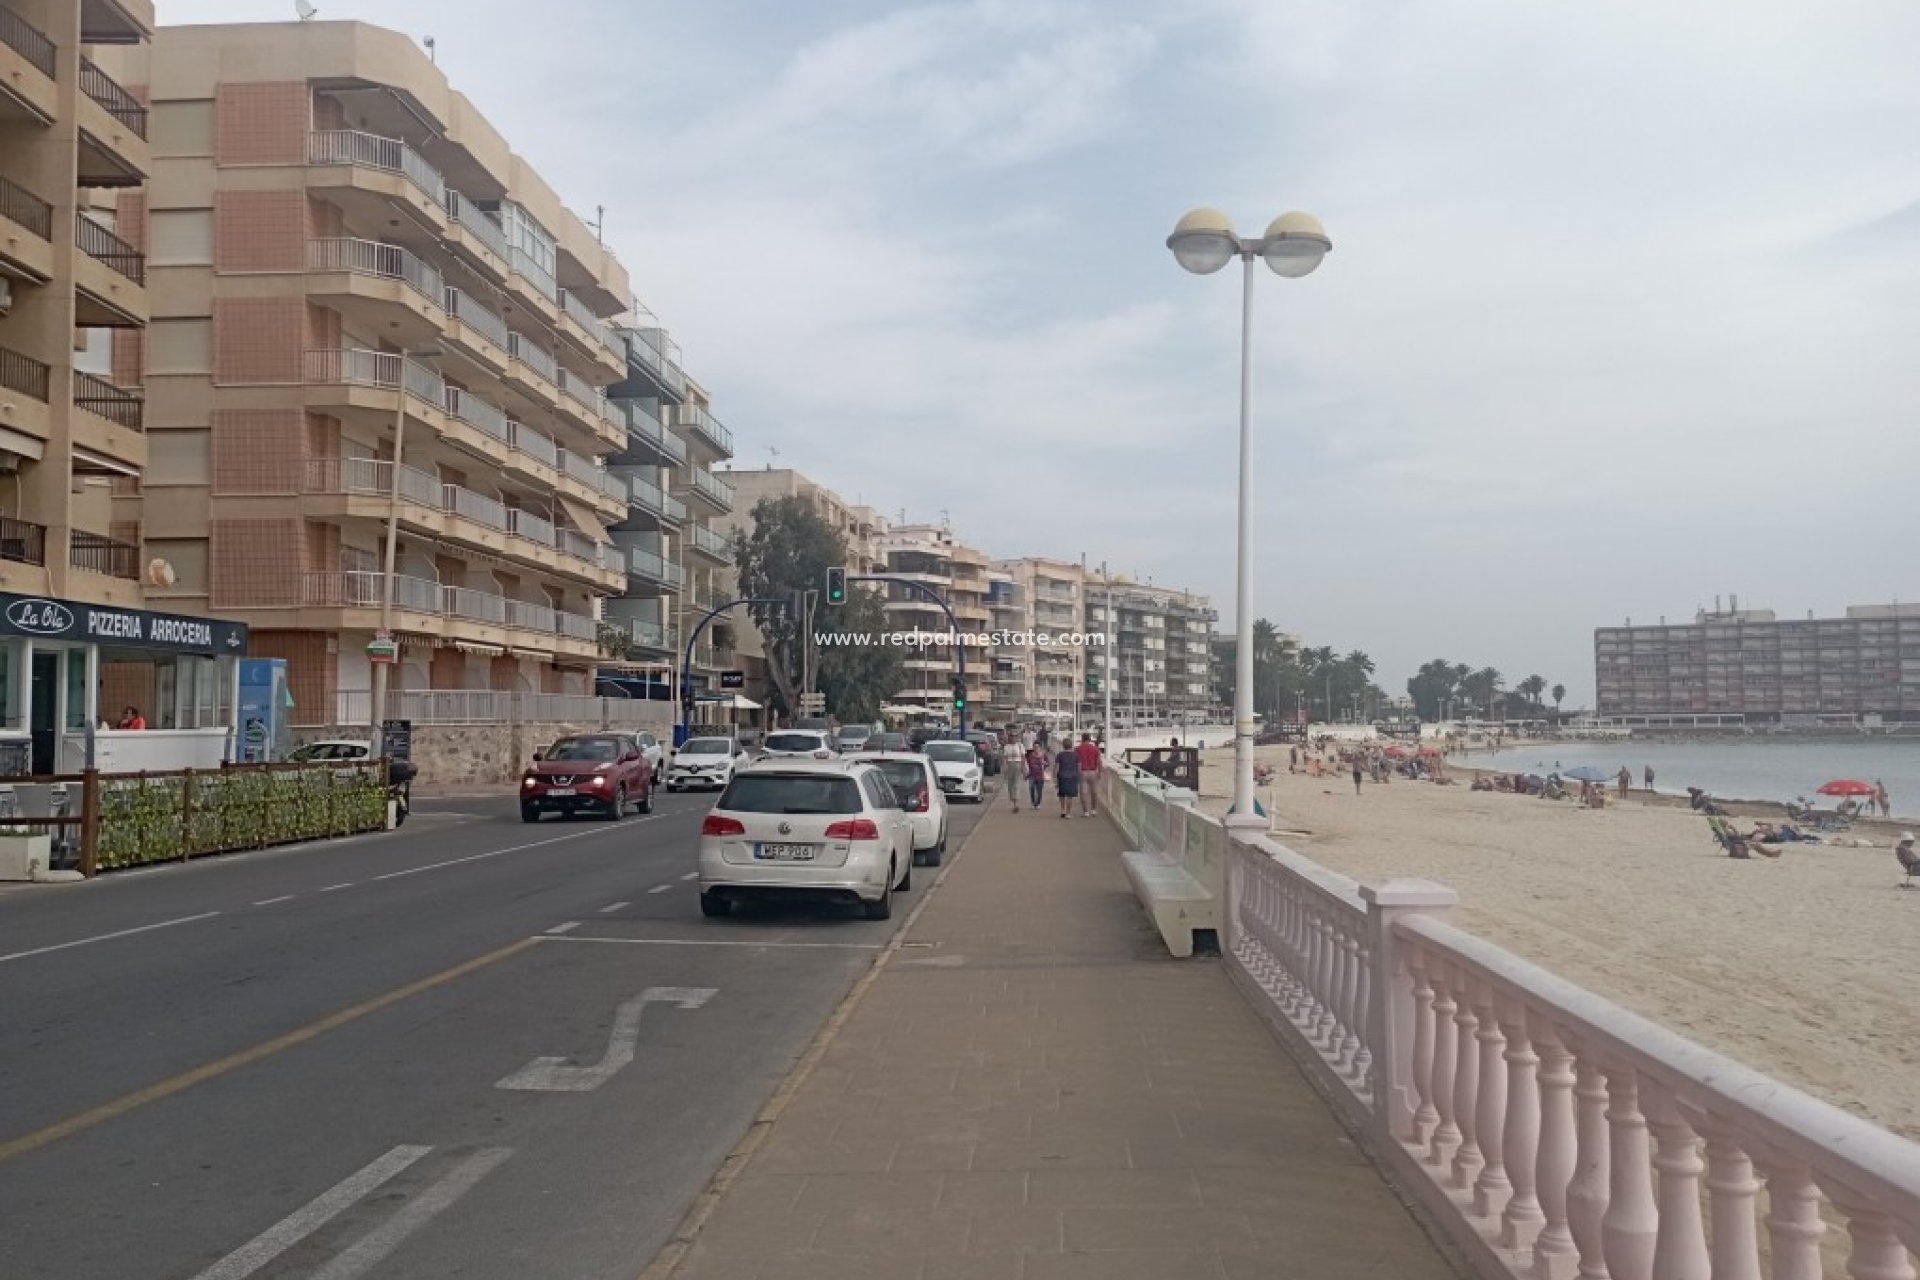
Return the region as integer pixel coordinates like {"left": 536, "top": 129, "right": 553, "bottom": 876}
{"left": 674, "top": 405, "right": 733, "bottom": 457}
{"left": 686, "top": 467, "right": 735, "bottom": 511}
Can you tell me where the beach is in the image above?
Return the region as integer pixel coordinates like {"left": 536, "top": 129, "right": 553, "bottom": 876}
{"left": 1188, "top": 744, "right": 1920, "bottom": 1141}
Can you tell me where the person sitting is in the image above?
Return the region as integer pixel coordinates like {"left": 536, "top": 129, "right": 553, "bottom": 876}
{"left": 1837, "top": 798, "right": 1861, "bottom": 820}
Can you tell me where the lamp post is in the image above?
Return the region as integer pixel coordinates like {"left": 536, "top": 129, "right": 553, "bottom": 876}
{"left": 369, "top": 344, "right": 443, "bottom": 732}
{"left": 1165, "top": 209, "right": 1330, "bottom": 819}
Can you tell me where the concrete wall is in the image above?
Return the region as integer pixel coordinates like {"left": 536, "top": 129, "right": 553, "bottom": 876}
{"left": 296, "top": 714, "right": 674, "bottom": 789}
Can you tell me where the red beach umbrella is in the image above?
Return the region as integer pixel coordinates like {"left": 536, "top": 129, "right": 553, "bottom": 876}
{"left": 1417, "top": 745, "right": 1443, "bottom": 757}
{"left": 1816, "top": 779, "right": 1876, "bottom": 797}
{"left": 1383, "top": 746, "right": 1410, "bottom": 758}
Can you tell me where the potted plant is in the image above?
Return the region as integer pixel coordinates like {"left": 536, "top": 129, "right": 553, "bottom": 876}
{"left": 0, "top": 824, "right": 53, "bottom": 880}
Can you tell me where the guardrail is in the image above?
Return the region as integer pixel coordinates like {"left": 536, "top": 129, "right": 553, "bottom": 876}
{"left": 507, "top": 331, "right": 558, "bottom": 383}
{"left": 0, "top": 514, "right": 47, "bottom": 567}
{"left": 79, "top": 55, "right": 148, "bottom": 139}
{"left": 1096, "top": 765, "right": 1920, "bottom": 1280}
{"left": 444, "top": 190, "right": 509, "bottom": 259}
{"left": 75, "top": 214, "right": 145, "bottom": 284}
{"left": 0, "top": 6, "right": 55, "bottom": 77}
{"left": 308, "top": 130, "right": 445, "bottom": 205}
{"left": 70, "top": 530, "right": 139, "bottom": 579}
{"left": 0, "top": 174, "right": 52, "bottom": 239}
{"left": 308, "top": 237, "right": 443, "bottom": 304}
{"left": 0, "top": 345, "right": 49, "bottom": 403}
{"left": 72, "top": 371, "right": 143, "bottom": 431}
{"left": 444, "top": 287, "right": 509, "bottom": 348}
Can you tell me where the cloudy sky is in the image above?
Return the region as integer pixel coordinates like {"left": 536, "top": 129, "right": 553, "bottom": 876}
{"left": 165, "top": 0, "right": 1920, "bottom": 704}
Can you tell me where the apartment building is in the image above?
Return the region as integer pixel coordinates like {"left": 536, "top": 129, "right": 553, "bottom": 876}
{"left": 1595, "top": 601, "right": 1920, "bottom": 724}
{"left": 0, "top": 0, "right": 152, "bottom": 607}
{"left": 137, "top": 21, "right": 637, "bottom": 721}
{"left": 992, "top": 557, "right": 1086, "bottom": 719}
{"left": 602, "top": 319, "right": 736, "bottom": 699}
{"left": 884, "top": 523, "right": 995, "bottom": 720}
{"left": 1084, "top": 577, "right": 1216, "bottom": 725}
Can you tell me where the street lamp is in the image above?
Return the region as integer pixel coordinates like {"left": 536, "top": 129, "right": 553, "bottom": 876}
{"left": 1166, "top": 208, "right": 1330, "bottom": 820}
{"left": 369, "top": 344, "right": 444, "bottom": 732}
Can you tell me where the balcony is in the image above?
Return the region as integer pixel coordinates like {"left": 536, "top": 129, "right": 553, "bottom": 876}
{"left": 625, "top": 547, "right": 684, "bottom": 591}
{"left": 300, "top": 572, "right": 595, "bottom": 650}
{"left": 0, "top": 175, "right": 53, "bottom": 281}
{"left": 306, "top": 238, "right": 442, "bottom": 341}
{"left": 507, "top": 507, "right": 556, "bottom": 546}
{"left": 443, "top": 287, "right": 509, "bottom": 357}
{"left": 303, "top": 348, "right": 450, "bottom": 435}
{"left": 71, "top": 531, "right": 139, "bottom": 580}
{"left": 443, "top": 386, "right": 510, "bottom": 446}
{"left": 0, "top": 8, "right": 55, "bottom": 123}
{"left": 621, "top": 327, "right": 687, "bottom": 402}
{"left": 507, "top": 331, "right": 558, "bottom": 386}
{"left": 683, "top": 467, "right": 735, "bottom": 514}
{"left": 308, "top": 130, "right": 447, "bottom": 206}
{"left": 687, "top": 523, "right": 732, "bottom": 565}
{"left": 614, "top": 399, "right": 686, "bottom": 468}
{"left": 73, "top": 371, "right": 143, "bottom": 431}
{"left": 674, "top": 404, "right": 734, "bottom": 459}
{"left": 506, "top": 418, "right": 559, "bottom": 469}
{"left": 74, "top": 214, "right": 146, "bottom": 325}
{"left": 625, "top": 475, "right": 679, "bottom": 526}
{"left": 556, "top": 288, "right": 623, "bottom": 367}
{"left": 443, "top": 190, "right": 508, "bottom": 266}
{"left": 0, "top": 515, "right": 47, "bottom": 567}
{"left": 621, "top": 618, "right": 677, "bottom": 653}
{"left": 78, "top": 55, "right": 147, "bottom": 139}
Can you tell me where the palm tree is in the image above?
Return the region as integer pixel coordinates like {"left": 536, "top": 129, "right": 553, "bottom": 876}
{"left": 1302, "top": 645, "right": 1337, "bottom": 721}
{"left": 1518, "top": 674, "right": 1547, "bottom": 714}
{"left": 1551, "top": 683, "right": 1567, "bottom": 719}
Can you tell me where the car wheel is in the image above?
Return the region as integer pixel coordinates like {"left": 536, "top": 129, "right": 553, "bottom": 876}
{"left": 638, "top": 785, "right": 653, "bottom": 814}
{"left": 700, "top": 890, "right": 732, "bottom": 918}
{"left": 607, "top": 786, "right": 627, "bottom": 821}
{"left": 927, "top": 831, "right": 946, "bottom": 866}
{"left": 862, "top": 881, "right": 893, "bottom": 921}
{"left": 520, "top": 805, "right": 541, "bottom": 823}
{"left": 896, "top": 856, "right": 912, "bottom": 893}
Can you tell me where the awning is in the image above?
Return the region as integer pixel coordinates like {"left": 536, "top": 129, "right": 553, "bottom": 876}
{"left": 556, "top": 495, "right": 612, "bottom": 545}
{"left": 0, "top": 427, "right": 45, "bottom": 461}
{"left": 508, "top": 647, "right": 548, "bottom": 660}
{"left": 71, "top": 445, "right": 139, "bottom": 477}
{"left": 453, "top": 641, "right": 505, "bottom": 655}
{"left": 694, "top": 692, "right": 761, "bottom": 711}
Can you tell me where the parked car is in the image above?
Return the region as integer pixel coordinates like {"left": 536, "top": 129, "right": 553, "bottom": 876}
{"left": 520, "top": 733, "right": 654, "bottom": 821}
{"left": 833, "top": 723, "right": 876, "bottom": 753}
{"left": 634, "top": 731, "right": 665, "bottom": 773}
{"left": 697, "top": 760, "right": 915, "bottom": 920}
{"left": 794, "top": 716, "right": 832, "bottom": 732}
{"left": 844, "top": 751, "right": 948, "bottom": 865}
{"left": 762, "top": 729, "right": 837, "bottom": 760}
{"left": 288, "top": 740, "right": 372, "bottom": 762}
{"left": 963, "top": 730, "right": 1002, "bottom": 776}
{"left": 665, "top": 736, "right": 750, "bottom": 791}
{"left": 921, "top": 739, "right": 984, "bottom": 803}
{"left": 870, "top": 732, "right": 909, "bottom": 752}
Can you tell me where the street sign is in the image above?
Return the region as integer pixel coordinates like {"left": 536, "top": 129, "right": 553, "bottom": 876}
{"left": 720, "top": 670, "right": 745, "bottom": 690}
{"left": 365, "top": 632, "right": 399, "bottom": 664}
{"left": 799, "top": 691, "right": 826, "bottom": 712}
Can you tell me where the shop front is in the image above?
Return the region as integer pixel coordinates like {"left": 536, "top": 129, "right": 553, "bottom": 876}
{"left": 0, "top": 592, "right": 248, "bottom": 777}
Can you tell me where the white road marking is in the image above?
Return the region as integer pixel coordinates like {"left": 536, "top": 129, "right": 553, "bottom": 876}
{"left": 318, "top": 883, "right": 354, "bottom": 893}
{"left": 307, "top": 1147, "right": 512, "bottom": 1280}
{"left": 599, "top": 901, "right": 629, "bottom": 913}
{"left": 540, "top": 935, "right": 882, "bottom": 951}
{"left": 680, "top": 871, "right": 698, "bottom": 881}
{"left": 0, "top": 912, "right": 222, "bottom": 966}
{"left": 496, "top": 987, "right": 716, "bottom": 1092}
{"left": 369, "top": 825, "right": 641, "bottom": 883}
{"left": 188, "top": 1145, "right": 432, "bottom": 1280}
{"left": 251, "top": 896, "right": 296, "bottom": 907}
{"left": 546, "top": 921, "right": 580, "bottom": 935}
{"left": 647, "top": 883, "right": 674, "bottom": 895}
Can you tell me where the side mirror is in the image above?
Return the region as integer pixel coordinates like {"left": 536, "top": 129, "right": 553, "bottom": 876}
{"left": 623, "top": 751, "right": 641, "bottom": 763}
{"left": 532, "top": 748, "right": 546, "bottom": 762}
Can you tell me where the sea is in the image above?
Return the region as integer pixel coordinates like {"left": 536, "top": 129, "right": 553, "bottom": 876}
{"left": 1456, "top": 739, "right": 1920, "bottom": 819}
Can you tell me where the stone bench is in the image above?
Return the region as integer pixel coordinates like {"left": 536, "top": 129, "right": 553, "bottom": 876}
{"left": 1120, "top": 848, "right": 1217, "bottom": 958}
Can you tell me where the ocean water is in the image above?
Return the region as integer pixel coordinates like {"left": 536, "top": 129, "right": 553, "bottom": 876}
{"left": 1458, "top": 739, "right": 1920, "bottom": 819}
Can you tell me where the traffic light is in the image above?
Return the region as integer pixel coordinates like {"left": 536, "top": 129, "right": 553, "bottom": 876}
{"left": 825, "top": 566, "right": 847, "bottom": 605}
{"left": 951, "top": 675, "right": 967, "bottom": 715}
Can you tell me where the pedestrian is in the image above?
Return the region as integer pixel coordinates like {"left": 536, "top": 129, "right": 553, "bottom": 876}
{"left": 1075, "top": 732, "right": 1103, "bottom": 817}
{"left": 1351, "top": 760, "right": 1363, "bottom": 795}
{"left": 1875, "top": 779, "right": 1891, "bottom": 818}
{"left": 1644, "top": 764, "right": 1656, "bottom": 792}
{"left": 1054, "top": 738, "right": 1082, "bottom": 818}
{"left": 1000, "top": 737, "right": 1025, "bottom": 811}
{"left": 1024, "top": 742, "right": 1049, "bottom": 810}
{"left": 1020, "top": 724, "right": 1035, "bottom": 752}
{"left": 117, "top": 705, "right": 146, "bottom": 730}
{"left": 1617, "top": 766, "right": 1631, "bottom": 798}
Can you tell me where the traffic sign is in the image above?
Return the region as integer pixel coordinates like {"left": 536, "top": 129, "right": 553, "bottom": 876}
{"left": 365, "top": 632, "right": 399, "bottom": 665}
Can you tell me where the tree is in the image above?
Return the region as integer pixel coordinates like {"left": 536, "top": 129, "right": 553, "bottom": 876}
{"left": 1552, "top": 683, "right": 1567, "bottom": 713}
{"left": 1302, "top": 645, "right": 1338, "bottom": 720}
{"left": 733, "top": 496, "right": 903, "bottom": 722}
{"left": 1406, "top": 658, "right": 1463, "bottom": 721}
{"left": 1518, "top": 674, "right": 1547, "bottom": 714}
{"left": 596, "top": 620, "right": 633, "bottom": 660}
{"left": 1463, "top": 666, "right": 1504, "bottom": 720}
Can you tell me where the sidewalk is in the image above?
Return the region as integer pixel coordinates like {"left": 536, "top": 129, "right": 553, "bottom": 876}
{"left": 660, "top": 797, "right": 1463, "bottom": 1280}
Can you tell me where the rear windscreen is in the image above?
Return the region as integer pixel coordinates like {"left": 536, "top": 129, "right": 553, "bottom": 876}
{"left": 718, "top": 774, "right": 862, "bottom": 815}
{"left": 765, "top": 733, "right": 823, "bottom": 752}
{"left": 874, "top": 762, "right": 927, "bottom": 793}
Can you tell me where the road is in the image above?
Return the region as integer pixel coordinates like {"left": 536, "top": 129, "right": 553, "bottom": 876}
{"left": 0, "top": 785, "right": 988, "bottom": 1280}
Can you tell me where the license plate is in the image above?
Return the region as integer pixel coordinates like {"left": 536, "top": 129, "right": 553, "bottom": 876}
{"left": 755, "top": 843, "right": 815, "bottom": 861}
{"left": 940, "top": 780, "right": 960, "bottom": 791}
{"left": 545, "top": 787, "right": 577, "bottom": 797}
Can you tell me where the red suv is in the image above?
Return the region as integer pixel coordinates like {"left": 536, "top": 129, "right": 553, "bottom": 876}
{"left": 521, "top": 733, "right": 654, "bottom": 822}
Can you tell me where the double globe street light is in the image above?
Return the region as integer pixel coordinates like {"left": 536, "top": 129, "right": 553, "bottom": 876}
{"left": 1165, "top": 208, "right": 1331, "bottom": 822}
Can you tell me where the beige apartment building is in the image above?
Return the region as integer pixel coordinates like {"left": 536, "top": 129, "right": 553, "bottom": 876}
{"left": 0, "top": 0, "right": 152, "bottom": 606}
{"left": 882, "top": 523, "right": 995, "bottom": 721}
{"left": 993, "top": 557, "right": 1087, "bottom": 720}
{"left": 136, "top": 21, "right": 638, "bottom": 721}
{"left": 1085, "top": 576, "right": 1217, "bottom": 725}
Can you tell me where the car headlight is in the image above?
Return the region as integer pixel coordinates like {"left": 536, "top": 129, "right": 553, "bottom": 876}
{"left": 521, "top": 776, "right": 536, "bottom": 788}
{"left": 965, "top": 769, "right": 980, "bottom": 781}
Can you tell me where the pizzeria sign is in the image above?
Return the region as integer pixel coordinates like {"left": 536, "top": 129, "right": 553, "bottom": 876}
{"left": 0, "top": 593, "right": 248, "bottom": 656}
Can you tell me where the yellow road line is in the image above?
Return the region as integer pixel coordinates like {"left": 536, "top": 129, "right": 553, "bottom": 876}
{"left": 0, "top": 935, "right": 544, "bottom": 1166}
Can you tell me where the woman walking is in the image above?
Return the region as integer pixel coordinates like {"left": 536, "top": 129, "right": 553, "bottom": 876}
{"left": 1024, "top": 742, "right": 1049, "bottom": 811}
{"left": 1001, "top": 737, "right": 1025, "bottom": 811}
{"left": 1054, "top": 738, "right": 1082, "bottom": 819}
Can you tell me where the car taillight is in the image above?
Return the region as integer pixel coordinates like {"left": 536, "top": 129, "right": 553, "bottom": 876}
{"left": 909, "top": 787, "right": 928, "bottom": 813}
{"left": 824, "top": 818, "right": 880, "bottom": 840}
{"left": 702, "top": 815, "right": 746, "bottom": 836}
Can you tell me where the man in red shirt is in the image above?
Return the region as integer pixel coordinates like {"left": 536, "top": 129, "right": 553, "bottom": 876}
{"left": 1074, "top": 733, "right": 1103, "bottom": 817}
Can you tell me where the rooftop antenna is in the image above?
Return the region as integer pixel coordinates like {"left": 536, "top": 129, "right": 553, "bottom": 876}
{"left": 295, "top": 0, "right": 317, "bottom": 18}
{"left": 593, "top": 205, "right": 605, "bottom": 244}
{"left": 423, "top": 35, "right": 436, "bottom": 62}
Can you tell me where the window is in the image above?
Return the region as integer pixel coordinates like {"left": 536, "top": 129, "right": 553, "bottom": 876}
{"left": 152, "top": 100, "right": 215, "bottom": 156}
{"left": 147, "top": 320, "right": 212, "bottom": 373}
{"left": 145, "top": 539, "right": 208, "bottom": 590}
{"left": 149, "top": 211, "right": 214, "bottom": 265}
{"left": 717, "top": 774, "right": 862, "bottom": 815}
{"left": 144, "top": 430, "right": 211, "bottom": 485}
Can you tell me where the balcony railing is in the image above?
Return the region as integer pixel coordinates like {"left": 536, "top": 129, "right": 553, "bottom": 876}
{"left": 556, "top": 612, "right": 596, "bottom": 642}
{"left": 308, "top": 237, "right": 442, "bottom": 304}
{"left": 507, "top": 419, "right": 558, "bottom": 469}
{"left": 0, "top": 7, "right": 55, "bottom": 78}
{"left": 0, "top": 515, "right": 48, "bottom": 567}
{"left": 626, "top": 548, "right": 683, "bottom": 588}
{"left": 624, "top": 328, "right": 687, "bottom": 397}
{"left": 78, "top": 56, "right": 147, "bottom": 139}
{"left": 307, "top": 130, "right": 446, "bottom": 205}
{"left": 507, "top": 507, "right": 556, "bottom": 546}
{"left": 623, "top": 619, "right": 676, "bottom": 652}
{"left": 445, "top": 585, "right": 508, "bottom": 626}
{"left": 508, "top": 246, "right": 558, "bottom": 303}
{"left": 505, "top": 597, "right": 557, "bottom": 633}
{"left": 675, "top": 404, "right": 734, "bottom": 457}
{"left": 689, "top": 524, "right": 732, "bottom": 561}
{"left": 627, "top": 476, "right": 669, "bottom": 515}
{"left": 303, "top": 348, "right": 447, "bottom": 411}
{"left": 556, "top": 528, "right": 599, "bottom": 564}
{"left": 444, "top": 288, "right": 509, "bottom": 348}
{"left": 443, "top": 386, "right": 509, "bottom": 444}
{"left": 555, "top": 367, "right": 597, "bottom": 414}
{"left": 558, "top": 289, "right": 620, "bottom": 356}
{"left": 71, "top": 531, "right": 139, "bottom": 580}
{"left": 617, "top": 399, "right": 688, "bottom": 466}
{"left": 73, "top": 371, "right": 144, "bottom": 431}
{"left": 687, "top": 467, "right": 736, "bottom": 511}
{"left": 75, "top": 214, "right": 145, "bottom": 284}
{"left": 507, "top": 332, "right": 558, "bottom": 384}
{"left": 0, "top": 346, "right": 50, "bottom": 403}
{"left": 0, "top": 175, "right": 52, "bottom": 239}
{"left": 443, "top": 483, "right": 508, "bottom": 533}
{"left": 443, "top": 191, "right": 508, "bottom": 260}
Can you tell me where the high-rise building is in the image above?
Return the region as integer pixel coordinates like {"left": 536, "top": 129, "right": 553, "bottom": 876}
{"left": 0, "top": 0, "right": 153, "bottom": 607}
{"left": 140, "top": 20, "right": 637, "bottom": 722}
{"left": 1595, "top": 601, "right": 1920, "bottom": 724}
{"left": 1084, "top": 577, "right": 1217, "bottom": 726}
{"left": 883, "top": 523, "right": 994, "bottom": 719}
{"left": 992, "top": 557, "right": 1085, "bottom": 720}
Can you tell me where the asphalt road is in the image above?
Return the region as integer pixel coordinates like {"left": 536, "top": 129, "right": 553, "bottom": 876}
{"left": 0, "top": 784, "right": 989, "bottom": 1280}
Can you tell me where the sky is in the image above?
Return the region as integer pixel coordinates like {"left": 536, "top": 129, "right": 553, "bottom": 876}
{"left": 163, "top": 0, "right": 1920, "bottom": 705}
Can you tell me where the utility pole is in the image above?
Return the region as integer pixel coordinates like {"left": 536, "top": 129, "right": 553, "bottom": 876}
{"left": 1102, "top": 563, "right": 1113, "bottom": 744}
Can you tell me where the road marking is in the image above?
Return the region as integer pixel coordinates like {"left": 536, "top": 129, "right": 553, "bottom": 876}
{"left": 647, "top": 883, "right": 674, "bottom": 895}
{"left": 496, "top": 987, "right": 716, "bottom": 1092}
{"left": 0, "top": 912, "right": 222, "bottom": 966}
{"left": 680, "top": 871, "right": 698, "bottom": 881}
{"left": 187, "top": 1145, "right": 433, "bottom": 1280}
{"left": 599, "top": 901, "right": 629, "bottom": 913}
{"left": 307, "top": 1147, "right": 512, "bottom": 1280}
{"left": 0, "top": 936, "right": 540, "bottom": 1165}
{"left": 541, "top": 935, "right": 882, "bottom": 951}
{"left": 251, "top": 896, "right": 296, "bottom": 907}
{"left": 319, "top": 883, "right": 354, "bottom": 893}
{"left": 546, "top": 921, "right": 580, "bottom": 934}
{"left": 369, "top": 824, "right": 644, "bottom": 883}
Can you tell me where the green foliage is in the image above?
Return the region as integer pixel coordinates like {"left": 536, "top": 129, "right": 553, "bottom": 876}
{"left": 95, "top": 763, "right": 388, "bottom": 870}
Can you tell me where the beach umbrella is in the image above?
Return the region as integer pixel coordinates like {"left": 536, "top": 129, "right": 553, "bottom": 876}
{"left": 1816, "top": 779, "right": 1876, "bottom": 797}
{"left": 1561, "top": 765, "right": 1612, "bottom": 782}
{"left": 1416, "top": 745, "right": 1442, "bottom": 757}
{"left": 1383, "top": 746, "right": 1409, "bottom": 758}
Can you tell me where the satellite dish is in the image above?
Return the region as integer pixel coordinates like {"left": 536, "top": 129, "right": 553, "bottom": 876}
{"left": 145, "top": 558, "right": 177, "bottom": 587}
{"left": 295, "top": 0, "right": 318, "bottom": 20}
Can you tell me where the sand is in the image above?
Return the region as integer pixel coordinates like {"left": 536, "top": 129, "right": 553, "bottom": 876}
{"left": 1189, "top": 745, "right": 1920, "bottom": 1142}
